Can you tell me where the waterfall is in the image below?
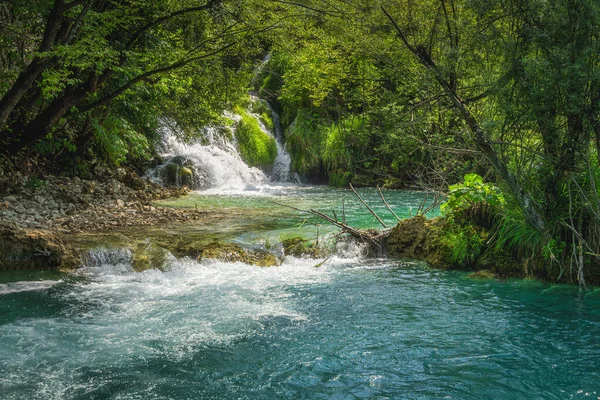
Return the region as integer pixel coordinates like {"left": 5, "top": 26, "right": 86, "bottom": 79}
{"left": 249, "top": 95, "right": 295, "bottom": 183}
{"left": 148, "top": 98, "right": 296, "bottom": 192}
{"left": 150, "top": 123, "right": 269, "bottom": 191}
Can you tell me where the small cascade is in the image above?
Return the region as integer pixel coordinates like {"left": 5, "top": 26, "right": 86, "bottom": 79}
{"left": 81, "top": 247, "right": 133, "bottom": 267}
{"left": 149, "top": 123, "right": 269, "bottom": 191}
{"left": 148, "top": 97, "right": 296, "bottom": 191}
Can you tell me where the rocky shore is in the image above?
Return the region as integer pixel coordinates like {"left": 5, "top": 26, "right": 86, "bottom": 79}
{"left": 0, "top": 169, "right": 199, "bottom": 233}
{"left": 0, "top": 167, "right": 221, "bottom": 271}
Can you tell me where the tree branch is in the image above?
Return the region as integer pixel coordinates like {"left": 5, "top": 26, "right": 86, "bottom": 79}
{"left": 80, "top": 22, "right": 278, "bottom": 113}
{"left": 125, "top": 0, "right": 221, "bottom": 50}
{"left": 381, "top": 6, "right": 546, "bottom": 232}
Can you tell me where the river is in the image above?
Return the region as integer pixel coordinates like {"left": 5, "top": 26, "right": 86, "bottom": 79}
{"left": 1, "top": 185, "right": 600, "bottom": 399}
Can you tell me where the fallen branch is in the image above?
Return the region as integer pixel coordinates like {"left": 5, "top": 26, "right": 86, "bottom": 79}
{"left": 271, "top": 200, "right": 383, "bottom": 247}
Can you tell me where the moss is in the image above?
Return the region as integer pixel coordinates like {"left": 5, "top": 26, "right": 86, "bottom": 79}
{"left": 385, "top": 216, "right": 482, "bottom": 270}
{"left": 260, "top": 112, "right": 274, "bottom": 131}
{"left": 199, "top": 242, "right": 281, "bottom": 267}
{"left": 235, "top": 110, "right": 277, "bottom": 167}
{"left": 281, "top": 237, "right": 319, "bottom": 258}
{"left": 250, "top": 100, "right": 274, "bottom": 131}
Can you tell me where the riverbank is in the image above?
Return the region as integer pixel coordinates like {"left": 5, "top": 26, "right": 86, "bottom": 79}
{"left": 0, "top": 169, "right": 214, "bottom": 271}
{"left": 0, "top": 170, "right": 197, "bottom": 233}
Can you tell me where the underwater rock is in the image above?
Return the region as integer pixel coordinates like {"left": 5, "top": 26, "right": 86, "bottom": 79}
{"left": 467, "top": 270, "right": 499, "bottom": 279}
{"left": 199, "top": 242, "right": 281, "bottom": 267}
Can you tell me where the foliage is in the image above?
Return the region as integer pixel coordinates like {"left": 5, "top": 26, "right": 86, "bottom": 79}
{"left": 0, "top": 0, "right": 268, "bottom": 169}
{"left": 441, "top": 174, "right": 505, "bottom": 215}
{"left": 285, "top": 109, "right": 326, "bottom": 177}
{"left": 441, "top": 224, "right": 486, "bottom": 266}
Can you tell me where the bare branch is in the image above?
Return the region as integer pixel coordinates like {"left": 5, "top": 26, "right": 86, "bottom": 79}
{"left": 349, "top": 183, "right": 388, "bottom": 228}
{"left": 377, "top": 186, "right": 401, "bottom": 222}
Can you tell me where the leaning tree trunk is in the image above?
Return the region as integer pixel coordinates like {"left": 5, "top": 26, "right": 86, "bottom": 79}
{"left": 7, "top": 86, "right": 88, "bottom": 153}
{"left": 0, "top": 0, "right": 68, "bottom": 129}
{"left": 381, "top": 7, "right": 546, "bottom": 232}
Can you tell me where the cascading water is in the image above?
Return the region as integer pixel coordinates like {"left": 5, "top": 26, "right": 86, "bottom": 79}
{"left": 150, "top": 123, "right": 268, "bottom": 191}
{"left": 149, "top": 98, "right": 296, "bottom": 191}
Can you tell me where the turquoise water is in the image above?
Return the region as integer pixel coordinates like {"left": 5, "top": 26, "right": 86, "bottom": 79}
{"left": 1, "top": 187, "right": 600, "bottom": 399}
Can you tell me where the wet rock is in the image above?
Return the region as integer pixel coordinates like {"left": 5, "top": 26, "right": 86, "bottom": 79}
{"left": 199, "top": 242, "right": 281, "bottom": 267}
{"left": 132, "top": 242, "right": 171, "bottom": 272}
{"left": 0, "top": 222, "right": 77, "bottom": 270}
{"left": 281, "top": 237, "right": 318, "bottom": 258}
{"left": 159, "top": 157, "right": 196, "bottom": 188}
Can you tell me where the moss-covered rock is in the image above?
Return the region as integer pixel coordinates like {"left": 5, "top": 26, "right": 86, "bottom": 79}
{"left": 199, "top": 242, "right": 281, "bottom": 267}
{"left": 0, "top": 222, "right": 77, "bottom": 270}
{"left": 132, "top": 242, "right": 171, "bottom": 272}
{"left": 281, "top": 237, "right": 319, "bottom": 258}
{"left": 235, "top": 110, "right": 277, "bottom": 168}
{"left": 385, "top": 216, "right": 481, "bottom": 269}
{"left": 385, "top": 216, "right": 538, "bottom": 280}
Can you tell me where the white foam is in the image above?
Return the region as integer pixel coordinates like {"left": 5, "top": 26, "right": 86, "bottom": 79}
{"left": 0, "top": 280, "right": 61, "bottom": 295}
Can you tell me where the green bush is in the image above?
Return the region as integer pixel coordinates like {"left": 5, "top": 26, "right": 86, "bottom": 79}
{"left": 285, "top": 109, "right": 326, "bottom": 175}
{"left": 441, "top": 173, "right": 505, "bottom": 214}
{"left": 441, "top": 225, "right": 486, "bottom": 266}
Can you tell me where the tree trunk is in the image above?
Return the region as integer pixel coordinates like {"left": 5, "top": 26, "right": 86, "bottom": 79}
{"left": 7, "top": 86, "right": 88, "bottom": 153}
{"left": 382, "top": 6, "right": 546, "bottom": 232}
{"left": 0, "top": 59, "right": 49, "bottom": 130}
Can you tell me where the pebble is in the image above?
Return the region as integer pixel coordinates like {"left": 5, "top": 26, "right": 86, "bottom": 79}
{"left": 0, "top": 173, "right": 191, "bottom": 233}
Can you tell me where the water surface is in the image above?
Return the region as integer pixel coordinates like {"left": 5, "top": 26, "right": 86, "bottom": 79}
{"left": 1, "top": 187, "right": 599, "bottom": 399}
